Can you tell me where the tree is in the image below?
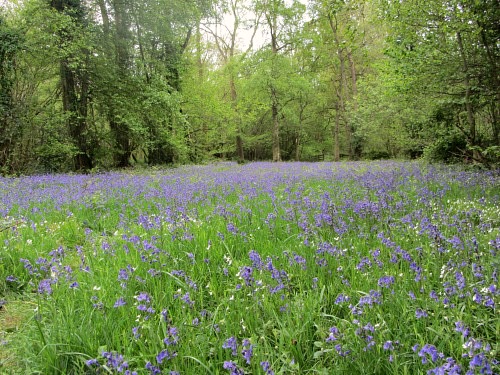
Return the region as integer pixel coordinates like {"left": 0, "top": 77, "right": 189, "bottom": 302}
{"left": 49, "top": 0, "right": 95, "bottom": 170}
{"left": 0, "top": 13, "right": 24, "bottom": 172}
{"left": 252, "top": 0, "right": 305, "bottom": 161}
{"left": 381, "top": 0, "right": 500, "bottom": 164}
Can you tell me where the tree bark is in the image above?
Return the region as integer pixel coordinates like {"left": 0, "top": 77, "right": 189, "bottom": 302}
{"left": 456, "top": 32, "right": 476, "bottom": 147}
{"left": 51, "top": 0, "right": 93, "bottom": 170}
{"left": 267, "top": 3, "right": 281, "bottom": 162}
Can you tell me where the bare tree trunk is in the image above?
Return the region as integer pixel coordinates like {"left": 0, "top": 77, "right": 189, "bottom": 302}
{"left": 329, "top": 13, "right": 350, "bottom": 159}
{"left": 109, "top": 0, "right": 132, "bottom": 167}
{"left": 456, "top": 32, "right": 476, "bottom": 149}
{"left": 267, "top": 5, "right": 281, "bottom": 162}
{"left": 333, "top": 103, "right": 340, "bottom": 161}
{"left": 271, "top": 87, "right": 281, "bottom": 162}
{"left": 51, "top": 0, "right": 93, "bottom": 170}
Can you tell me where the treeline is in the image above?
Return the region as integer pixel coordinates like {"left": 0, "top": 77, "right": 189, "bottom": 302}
{"left": 0, "top": 0, "right": 498, "bottom": 173}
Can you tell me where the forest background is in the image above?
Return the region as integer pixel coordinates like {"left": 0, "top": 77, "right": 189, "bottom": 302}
{"left": 0, "top": 0, "right": 498, "bottom": 174}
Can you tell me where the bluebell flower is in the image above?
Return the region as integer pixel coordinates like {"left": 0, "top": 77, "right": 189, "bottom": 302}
{"left": 378, "top": 275, "right": 395, "bottom": 288}
{"left": 227, "top": 223, "right": 238, "bottom": 234}
{"left": 114, "top": 297, "right": 126, "bottom": 308}
{"left": 335, "top": 293, "right": 350, "bottom": 304}
{"left": 326, "top": 326, "right": 340, "bottom": 342}
{"left": 38, "top": 279, "right": 53, "bottom": 295}
{"left": 85, "top": 358, "right": 99, "bottom": 367}
{"left": 260, "top": 361, "right": 275, "bottom": 375}
{"left": 163, "top": 326, "right": 179, "bottom": 346}
{"left": 102, "top": 351, "right": 128, "bottom": 372}
{"left": 136, "top": 292, "right": 151, "bottom": 303}
{"left": 383, "top": 341, "right": 394, "bottom": 350}
{"left": 156, "top": 349, "right": 176, "bottom": 364}
{"left": 249, "top": 250, "right": 263, "bottom": 269}
{"left": 455, "top": 321, "right": 469, "bottom": 338}
{"left": 417, "top": 344, "right": 443, "bottom": 364}
{"left": 223, "top": 360, "right": 244, "bottom": 375}
{"left": 415, "top": 308, "right": 428, "bottom": 319}
{"left": 427, "top": 357, "right": 462, "bottom": 375}
{"left": 241, "top": 339, "right": 253, "bottom": 364}
{"left": 145, "top": 361, "right": 161, "bottom": 375}
{"left": 222, "top": 336, "right": 238, "bottom": 356}
{"left": 118, "top": 268, "right": 129, "bottom": 281}
{"left": 455, "top": 272, "right": 466, "bottom": 290}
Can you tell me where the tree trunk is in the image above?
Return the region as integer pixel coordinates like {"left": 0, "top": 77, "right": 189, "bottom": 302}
{"left": 108, "top": 0, "right": 132, "bottom": 167}
{"left": 329, "top": 13, "right": 350, "bottom": 159}
{"left": 333, "top": 103, "right": 340, "bottom": 162}
{"left": 456, "top": 32, "right": 476, "bottom": 148}
{"left": 51, "top": 0, "right": 93, "bottom": 171}
{"left": 267, "top": 6, "right": 281, "bottom": 162}
{"left": 271, "top": 88, "right": 281, "bottom": 162}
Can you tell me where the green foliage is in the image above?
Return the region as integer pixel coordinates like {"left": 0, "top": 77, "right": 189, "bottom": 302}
{"left": 423, "top": 130, "right": 467, "bottom": 164}
{"left": 1, "top": 0, "right": 498, "bottom": 171}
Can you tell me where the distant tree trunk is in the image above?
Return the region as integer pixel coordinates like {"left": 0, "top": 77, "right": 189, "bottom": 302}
{"left": 271, "top": 86, "right": 281, "bottom": 162}
{"left": 109, "top": 0, "right": 132, "bottom": 167}
{"left": 333, "top": 103, "right": 340, "bottom": 161}
{"left": 456, "top": 32, "right": 476, "bottom": 147}
{"left": 478, "top": 27, "right": 499, "bottom": 145}
{"left": 51, "top": 0, "right": 93, "bottom": 171}
{"left": 230, "top": 77, "right": 244, "bottom": 161}
{"left": 266, "top": 6, "right": 281, "bottom": 162}
{"left": 329, "top": 13, "right": 350, "bottom": 160}
{"left": 62, "top": 61, "right": 93, "bottom": 170}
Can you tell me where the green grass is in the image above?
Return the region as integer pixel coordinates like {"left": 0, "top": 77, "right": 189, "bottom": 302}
{"left": 0, "top": 161, "right": 498, "bottom": 374}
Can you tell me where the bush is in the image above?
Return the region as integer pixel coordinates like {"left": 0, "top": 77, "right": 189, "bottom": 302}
{"left": 423, "top": 131, "right": 467, "bottom": 163}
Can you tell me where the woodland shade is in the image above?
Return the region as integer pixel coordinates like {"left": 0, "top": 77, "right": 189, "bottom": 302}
{"left": 0, "top": 0, "right": 498, "bottom": 174}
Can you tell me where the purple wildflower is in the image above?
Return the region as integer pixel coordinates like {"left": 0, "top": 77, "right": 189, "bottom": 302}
{"left": 223, "top": 360, "right": 244, "bottom": 375}
{"left": 118, "top": 268, "right": 129, "bottom": 281}
{"left": 86, "top": 358, "right": 99, "bottom": 367}
{"left": 335, "top": 293, "right": 350, "bottom": 304}
{"left": 415, "top": 308, "right": 428, "bottom": 319}
{"left": 383, "top": 341, "right": 395, "bottom": 350}
{"left": 378, "top": 275, "right": 395, "bottom": 288}
{"left": 38, "top": 279, "right": 53, "bottom": 295}
{"left": 241, "top": 339, "right": 253, "bottom": 364}
{"left": 227, "top": 223, "right": 238, "bottom": 234}
{"left": 427, "top": 357, "right": 462, "bottom": 375}
{"left": 417, "top": 344, "right": 443, "bottom": 364}
{"left": 102, "top": 351, "right": 129, "bottom": 372}
{"left": 181, "top": 292, "right": 194, "bottom": 307}
{"left": 114, "top": 297, "right": 126, "bottom": 308}
{"left": 326, "top": 326, "right": 340, "bottom": 342}
{"left": 163, "top": 327, "right": 180, "bottom": 346}
{"left": 222, "top": 336, "right": 238, "bottom": 356}
{"left": 455, "top": 321, "right": 469, "bottom": 338}
{"left": 239, "top": 266, "right": 254, "bottom": 286}
{"left": 156, "top": 349, "right": 176, "bottom": 364}
{"left": 145, "top": 361, "right": 161, "bottom": 375}
{"left": 249, "top": 250, "right": 263, "bottom": 269}
{"left": 136, "top": 292, "right": 151, "bottom": 303}
{"left": 260, "top": 361, "right": 275, "bottom": 375}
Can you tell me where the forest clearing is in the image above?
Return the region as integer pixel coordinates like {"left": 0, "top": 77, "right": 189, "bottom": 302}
{"left": 0, "top": 161, "right": 498, "bottom": 374}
